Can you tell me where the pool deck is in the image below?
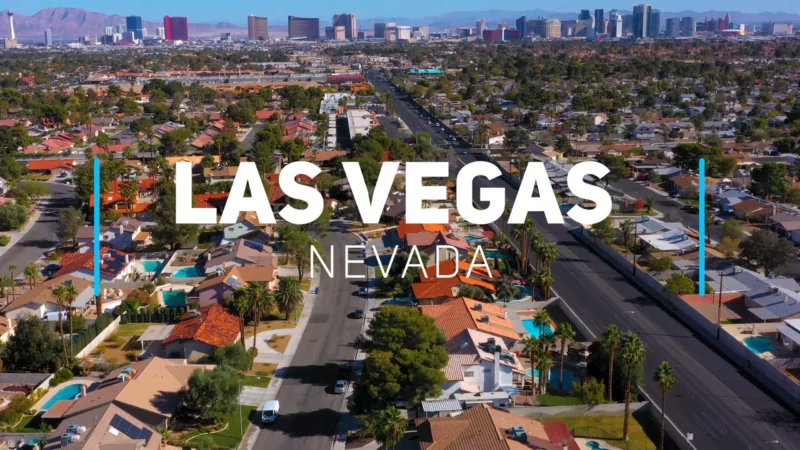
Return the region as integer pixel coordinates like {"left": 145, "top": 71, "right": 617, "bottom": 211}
{"left": 33, "top": 379, "right": 96, "bottom": 411}
{"left": 722, "top": 323, "right": 794, "bottom": 359}
{"left": 575, "top": 438, "right": 622, "bottom": 450}
{"left": 157, "top": 285, "right": 194, "bottom": 307}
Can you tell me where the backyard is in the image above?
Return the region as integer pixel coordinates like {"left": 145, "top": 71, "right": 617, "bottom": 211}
{"left": 544, "top": 413, "right": 658, "bottom": 450}
{"left": 93, "top": 322, "right": 150, "bottom": 363}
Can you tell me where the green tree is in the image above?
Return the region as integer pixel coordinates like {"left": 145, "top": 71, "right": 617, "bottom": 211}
{"left": 602, "top": 324, "right": 622, "bottom": 401}
{"left": 620, "top": 332, "right": 646, "bottom": 441}
{"left": 654, "top": 361, "right": 678, "bottom": 450}
{"left": 554, "top": 323, "right": 576, "bottom": 391}
{"left": 495, "top": 276, "right": 520, "bottom": 303}
{"left": 591, "top": 217, "right": 615, "bottom": 244}
{"left": 275, "top": 277, "right": 304, "bottom": 322}
{"left": 513, "top": 218, "right": 537, "bottom": 276}
{"left": 241, "top": 281, "right": 274, "bottom": 351}
{"left": 750, "top": 162, "right": 789, "bottom": 199}
{"left": 649, "top": 256, "right": 673, "bottom": 274}
{"left": 597, "top": 154, "right": 629, "bottom": 185}
{"left": 0, "top": 203, "right": 28, "bottom": 231}
{"left": 504, "top": 128, "right": 531, "bottom": 150}
{"left": 358, "top": 406, "right": 407, "bottom": 450}
{"left": 721, "top": 219, "right": 743, "bottom": 242}
{"left": 151, "top": 188, "right": 200, "bottom": 250}
{"left": 664, "top": 273, "right": 695, "bottom": 295}
{"left": 57, "top": 207, "right": 86, "bottom": 247}
{"left": 1, "top": 316, "right": 59, "bottom": 372}
{"left": 533, "top": 268, "right": 555, "bottom": 301}
{"left": 740, "top": 230, "right": 797, "bottom": 276}
{"left": 210, "top": 344, "right": 253, "bottom": 371}
{"left": 53, "top": 282, "right": 78, "bottom": 360}
{"left": 456, "top": 284, "right": 488, "bottom": 302}
{"left": 183, "top": 366, "right": 240, "bottom": 419}
{"left": 573, "top": 378, "right": 606, "bottom": 406}
{"left": 23, "top": 262, "right": 41, "bottom": 289}
{"left": 533, "top": 309, "right": 551, "bottom": 346}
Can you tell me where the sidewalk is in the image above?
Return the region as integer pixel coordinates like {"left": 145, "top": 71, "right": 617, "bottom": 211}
{"left": 0, "top": 208, "right": 42, "bottom": 259}
{"left": 238, "top": 273, "right": 321, "bottom": 450}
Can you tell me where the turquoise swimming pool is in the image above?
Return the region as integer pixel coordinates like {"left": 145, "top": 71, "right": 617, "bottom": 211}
{"left": 173, "top": 267, "right": 203, "bottom": 278}
{"left": 522, "top": 319, "right": 554, "bottom": 338}
{"left": 465, "top": 236, "right": 484, "bottom": 244}
{"left": 524, "top": 368, "right": 574, "bottom": 390}
{"left": 485, "top": 250, "right": 507, "bottom": 260}
{"left": 162, "top": 290, "right": 187, "bottom": 307}
{"left": 585, "top": 441, "right": 609, "bottom": 450}
{"left": 42, "top": 383, "right": 84, "bottom": 410}
{"left": 142, "top": 261, "right": 164, "bottom": 274}
{"left": 743, "top": 336, "right": 774, "bottom": 354}
{"left": 513, "top": 284, "right": 533, "bottom": 299}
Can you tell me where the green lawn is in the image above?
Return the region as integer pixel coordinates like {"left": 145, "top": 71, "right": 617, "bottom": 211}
{"left": 543, "top": 414, "right": 657, "bottom": 450}
{"left": 239, "top": 374, "right": 271, "bottom": 388}
{"left": 12, "top": 415, "right": 40, "bottom": 432}
{"left": 117, "top": 323, "right": 155, "bottom": 335}
{"left": 537, "top": 394, "right": 582, "bottom": 406}
{"left": 285, "top": 276, "right": 312, "bottom": 292}
{"left": 208, "top": 405, "right": 256, "bottom": 448}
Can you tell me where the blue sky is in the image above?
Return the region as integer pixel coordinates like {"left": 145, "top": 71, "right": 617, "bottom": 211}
{"left": 12, "top": 1, "right": 800, "bottom": 24}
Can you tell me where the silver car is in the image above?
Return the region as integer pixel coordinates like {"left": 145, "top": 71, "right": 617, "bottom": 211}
{"left": 334, "top": 380, "right": 348, "bottom": 394}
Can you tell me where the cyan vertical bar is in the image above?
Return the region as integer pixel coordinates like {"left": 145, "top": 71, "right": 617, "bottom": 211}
{"left": 94, "top": 158, "right": 101, "bottom": 296}
{"left": 699, "top": 158, "right": 706, "bottom": 296}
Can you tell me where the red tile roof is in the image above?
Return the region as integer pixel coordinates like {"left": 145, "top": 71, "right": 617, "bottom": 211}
{"left": 53, "top": 248, "right": 134, "bottom": 278}
{"left": 163, "top": 304, "right": 240, "bottom": 348}
{"left": 26, "top": 159, "right": 76, "bottom": 171}
{"left": 419, "top": 297, "right": 519, "bottom": 342}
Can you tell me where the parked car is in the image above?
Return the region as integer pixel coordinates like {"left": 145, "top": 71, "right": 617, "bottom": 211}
{"left": 352, "top": 308, "right": 364, "bottom": 319}
{"left": 358, "top": 287, "right": 368, "bottom": 297}
{"left": 334, "top": 380, "right": 348, "bottom": 394}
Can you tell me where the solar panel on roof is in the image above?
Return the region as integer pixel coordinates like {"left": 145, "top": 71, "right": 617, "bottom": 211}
{"left": 229, "top": 278, "right": 243, "bottom": 289}
{"left": 109, "top": 414, "right": 152, "bottom": 442}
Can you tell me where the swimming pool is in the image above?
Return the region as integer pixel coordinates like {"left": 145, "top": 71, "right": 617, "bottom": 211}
{"left": 522, "top": 319, "right": 554, "bottom": 338}
{"left": 172, "top": 267, "right": 204, "bottom": 278}
{"left": 142, "top": 261, "right": 164, "bottom": 274}
{"left": 585, "top": 441, "right": 609, "bottom": 450}
{"left": 162, "top": 290, "right": 187, "bottom": 307}
{"left": 465, "top": 236, "right": 484, "bottom": 244}
{"left": 524, "top": 368, "right": 574, "bottom": 390}
{"left": 513, "top": 284, "right": 533, "bottom": 299}
{"left": 42, "top": 383, "right": 84, "bottom": 410}
{"left": 485, "top": 250, "right": 507, "bottom": 260}
{"left": 743, "top": 336, "right": 774, "bottom": 354}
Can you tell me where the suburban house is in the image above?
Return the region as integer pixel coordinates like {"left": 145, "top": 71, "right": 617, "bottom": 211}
{"left": 221, "top": 211, "right": 273, "bottom": 244}
{"left": 75, "top": 217, "right": 150, "bottom": 250}
{"left": 202, "top": 239, "right": 278, "bottom": 273}
{"left": 41, "top": 357, "right": 211, "bottom": 436}
{"left": 203, "top": 165, "right": 239, "bottom": 184}
{"left": 194, "top": 265, "right": 280, "bottom": 306}
{"left": 419, "top": 297, "right": 520, "bottom": 347}
{"left": 767, "top": 213, "right": 800, "bottom": 239}
{"left": 53, "top": 249, "right": 136, "bottom": 282}
{"left": 0, "top": 315, "right": 13, "bottom": 342}
{"left": 414, "top": 403, "right": 580, "bottom": 450}
{"left": 26, "top": 159, "right": 77, "bottom": 176}
{"left": 2, "top": 276, "right": 94, "bottom": 322}
{"left": 381, "top": 193, "right": 407, "bottom": 223}
{"left": 487, "top": 123, "right": 505, "bottom": 146}
{"left": 705, "top": 264, "right": 800, "bottom": 321}
{"left": 162, "top": 304, "right": 241, "bottom": 361}
{"left": 731, "top": 199, "right": 774, "bottom": 222}
{"left": 405, "top": 230, "right": 471, "bottom": 263}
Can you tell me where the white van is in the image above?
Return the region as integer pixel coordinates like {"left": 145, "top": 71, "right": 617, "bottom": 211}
{"left": 261, "top": 400, "right": 279, "bottom": 424}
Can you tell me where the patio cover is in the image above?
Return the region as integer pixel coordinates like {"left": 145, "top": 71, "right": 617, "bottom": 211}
{"left": 777, "top": 323, "right": 800, "bottom": 347}
{"left": 421, "top": 399, "right": 462, "bottom": 414}
{"left": 749, "top": 307, "right": 781, "bottom": 321}
{"left": 137, "top": 324, "right": 176, "bottom": 343}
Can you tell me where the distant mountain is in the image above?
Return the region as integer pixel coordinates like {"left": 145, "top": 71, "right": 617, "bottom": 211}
{"left": 0, "top": 8, "right": 246, "bottom": 41}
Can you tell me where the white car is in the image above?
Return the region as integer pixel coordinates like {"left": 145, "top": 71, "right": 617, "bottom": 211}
{"left": 334, "top": 380, "right": 348, "bottom": 394}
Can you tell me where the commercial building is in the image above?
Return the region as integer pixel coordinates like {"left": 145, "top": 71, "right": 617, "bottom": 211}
{"left": 529, "top": 17, "right": 546, "bottom": 38}
{"left": 157, "top": 26, "right": 165, "bottom": 39}
{"left": 248, "top": 15, "right": 269, "bottom": 40}
{"left": 476, "top": 19, "right": 486, "bottom": 37}
{"left": 515, "top": 16, "right": 527, "bottom": 38}
{"left": 116, "top": 24, "right": 126, "bottom": 34}
{"left": 44, "top": 28, "right": 52, "bottom": 46}
{"left": 545, "top": 20, "right": 561, "bottom": 38}
{"left": 622, "top": 14, "right": 634, "bottom": 34}
{"left": 561, "top": 20, "right": 577, "bottom": 37}
{"left": 332, "top": 13, "right": 356, "bottom": 39}
{"left": 579, "top": 10, "right": 591, "bottom": 20}
{"left": 372, "top": 22, "right": 394, "bottom": 39}
{"left": 666, "top": 17, "right": 680, "bottom": 37}
{"left": 680, "top": 17, "right": 696, "bottom": 36}
{"left": 649, "top": 8, "right": 661, "bottom": 37}
{"left": 164, "top": 16, "right": 189, "bottom": 41}
{"left": 412, "top": 26, "right": 429, "bottom": 39}
{"left": 632, "top": 4, "right": 650, "bottom": 38}
{"left": 288, "top": 16, "right": 320, "bottom": 40}
{"left": 325, "top": 26, "right": 346, "bottom": 40}
{"left": 763, "top": 22, "right": 793, "bottom": 35}
{"left": 482, "top": 29, "right": 502, "bottom": 42}
{"left": 125, "top": 16, "right": 143, "bottom": 40}
{"left": 595, "top": 9, "right": 605, "bottom": 34}
{"left": 397, "top": 25, "right": 411, "bottom": 40}
{"left": 610, "top": 13, "right": 623, "bottom": 37}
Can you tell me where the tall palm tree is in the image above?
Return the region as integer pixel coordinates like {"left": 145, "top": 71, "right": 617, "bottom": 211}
{"left": 0, "top": 276, "right": 10, "bottom": 300}
{"left": 620, "top": 332, "right": 646, "bottom": 441}
{"left": 23, "top": 263, "right": 41, "bottom": 289}
{"left": 533, "top": 269, "right": 555, "bottom": 301}
{"left": 539, "top": 243, "right": 559, "bottom": 270}
{"left": 513, "top": 218, "right": 537, "bottom": 276}
{"left": 359, "top": 406, "right": 407, "bottom": 450}
{"left": 602, "top": 324, "right": 623, "bottom": 401}
{"left": 245, "top": 282, "right": 274, "bottom": 351}
{"left": 539, "top": 332, "right": 556, "bottom": 354}
{"left": 8, "top": 265, "right": 16, "bottom": 304}
{"left": 62, "top": 283, "right": 78, "bottom": 359}
{"left": 52, "top": 285, "right": 70, "bottom": 363}
{"left": 495, "top": 277, "right": 520, "bottom": 303}
{"left": 531, "top": 232, "right": 545, "bottom": 271}
{"left": 275, "top": 278, "right": 304, "bottom": 323}
{"left": 503, "top": 203, "right": 513, "bottom": 236}
{"left": 522, "top": 335, "right": 539, "bottom": 397}
{"left": 655, "top": 361, "right": 677, "bottom": 450}
{"left": 620, "top": 220, "right": 635, "bottom": 257}
{"left": 535, "top": 347, "right": 554, "bottom": 395}
{"left": 533, "top": 309, "right": 551, "bottom": 340}
{"left": 554, "top": 323, "right": 576, "bottom": 391}
{"left": 231, "top": 289, "right": 249, "bottom": 347}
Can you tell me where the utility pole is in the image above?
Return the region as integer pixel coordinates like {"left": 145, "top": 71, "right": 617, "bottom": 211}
{"left": 717, "top": 269, "right": 725, "bottom": 339}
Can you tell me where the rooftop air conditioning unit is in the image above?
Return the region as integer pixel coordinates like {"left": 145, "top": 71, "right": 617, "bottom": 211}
{"left": 481, "top": 315, "right": 489, "bottom": 323}
{"left": 474, "top": 303, "right": 482, "bottom": 311}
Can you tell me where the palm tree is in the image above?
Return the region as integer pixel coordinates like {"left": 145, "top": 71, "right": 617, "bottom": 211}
{"left": 539, "top": 243, "right": 559, "bottom": 270}
{"left": 23, "top": 263, "right": 41, "bottom": 289}
{"left": 0, "top": 276, "right": 10, "bottom": 299}
{"left": 522, "top": 335, "right": 539, "bottom": 398}
{"left": 602, "top": 324, "right": 622, "bottom": 401}
{"left": 655, "top": 361, "right": 677, "bottom": 450}
{"left": 513, "top": 218, "right": 537, "bottom": 276}
{"left": 533, "top": 269, "right": 555, "bottom": 301}
{"left": 245, "top": 282, "right": 274, "bottom": 351}
{"left": 275, "top": 278, "right": 304, "bottom": 323}
{"left": 359, "top": 406, "right": 407, "bottom": 450}
{"left": 52, "top": 285, "right": 70, "bottom": 363}
{"left": 535, "top": 347, "right": 554, "bottom": 395}
{"left": 554, "top": 323, "right": 576, "bottom": 391}
{"left": 533, "top": 309, "right": 551, "bottom": 340}
{"left": 620, "top": 220, "right": 635, "bottom": 257}
{"left": 489, "top": 234, "right": 507, "bottom": 250}
{"left": 8, "top": 265, "right": 16, "bottom": 303}
{"left": 231, "top": 289, "right": 249, "bottom": 347}
{"left": 620, "top": 332, "right": 646, "bottom": 441}
{"left": 503, "top": 203, "right": 513, "bottom": 236}
{"left": 495, "top": 277, "right": 520, "bottom": 303}
{"left": 531, "top": 232, "right": 546, "bottom": 271}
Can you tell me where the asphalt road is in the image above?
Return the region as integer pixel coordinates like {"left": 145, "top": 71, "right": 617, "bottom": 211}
{"left": 368, "top": 72, "right": 800, "bottom": 450}
{"left": 254, "top": 226, "right": 367, "bottom": 450}
{"left": 0, "top": 182, "right": 75, "bottom": 285}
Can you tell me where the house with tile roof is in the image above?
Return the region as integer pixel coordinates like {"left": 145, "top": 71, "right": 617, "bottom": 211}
{"left": 202, "top": 238, "right": 278, "bottom": 273}
{"left": 53, "top": 248, "right": 135, "bottom": 282}
{"left": 414, "top": 403, "right": 579, "bottom": 450}
{"left": 731, "top": 198, "right": 774, "bottom": 222}
{"left": 2, "top": 275, "right": 94, "bottom": 322}
{"left": 419, "top": 297, "right": 520, "bottom": 346}
{"left": 76, "top": 217, "right": 149, "bottom": 250}
{"left": 162, "top": 304, "right": 241, "bottom": 361}
{"left": 396, "top": 219, "right": 451, "bottom": 239}
{"left": 203, "top": 165, "right": 239, "bottom": 183}
{"left": 41, "top": 357, "right": 211, "bottom": 431}
{"left": 45, "top": 403, "right": 161, "bottom": 450}
{"left": 194, "top": 265, "right": 279, "bottom": 307}
{"left": 412, "top": 261, "right": 499, "bottom": 304}
{"left": 26, "top": 159, "right": 77, "bottom": 175}
{"left": 221, "top": 211, "right": 274, "bottom": 244}
{"left": 406, "top": 231, "right": 471, "bottom": 263}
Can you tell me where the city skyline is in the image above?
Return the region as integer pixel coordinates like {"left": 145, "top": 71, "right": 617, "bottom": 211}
{"left": 4, "top": 2, "right": 800, "bottom": 25}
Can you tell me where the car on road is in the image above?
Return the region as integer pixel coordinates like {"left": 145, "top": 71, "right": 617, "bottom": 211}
{"left": 352, "top": 308, "right": 364, "bottom": 319}
{"left": 42, "top": 264, "right": 61, "bottom": 277}
{"left": 358, "top": 287, "right": 368, "bottom": 297}
{"left": 334, "top": 380, "right": 348, "bottom": 394}
{"left": 382, "top": 298, "right": 417, "bottom": 307}
{"left": 260, "top": 400, "right": 279, "bottom": 424}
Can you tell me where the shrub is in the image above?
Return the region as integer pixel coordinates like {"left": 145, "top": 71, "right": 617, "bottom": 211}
{"left": 0, "top": 234, "right": 10, "bottom": 246}
{"left": 0, "top": 394, "right": 33, "bottom": 425}
{"left": 125, "top": 351, "right": 138, "bottom": 361}
{"left": 156, "top": 276, "right": 167, "bottom": 286}
{"left": 127, "top": 289, "right": 153, "bottom": 305}
{"left": 50, "top": 367, "right": 74, "bottom": 387}
{"left": 142, "top": 283, "right": 156, "bottom": 294}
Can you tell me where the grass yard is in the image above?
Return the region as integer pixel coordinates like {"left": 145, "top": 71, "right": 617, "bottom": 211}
{"left": 208, "top": 405, "right": 256, "bottom": 448}
{"left": 12, "top": 415, "right": 39, "bottom": 432}
{"left": 243, "top": 320, "right": 295, "bottom": 338}
{"left": 537, "top": 394, "right": 583, "bottom": 406}
{"left": 267, "top": 335, "right": 291, "bottom": 354}
{"left": 95, "top": 323, "right": 157, "bottom": 363}
{"left": 239, "top": 372, "right": 271, "bottom": 388}
{"left": 544, "top": 414, "right": 657, "bottom": 450}
{"left": 116, "top": 323, "right": 154, "bottom": 336}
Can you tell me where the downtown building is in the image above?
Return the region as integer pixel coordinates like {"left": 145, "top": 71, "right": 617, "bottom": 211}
{"left": 666, "top": 17, "right": 680, "bottom": 37}
{"left": 248, "top": 15, "right": 269, "bottom": 40}
{"left": 648, "top": 8, "right": 661, "bottom": 38}
{"left": 332, "top": 13, "right": 356, "bottom": 40}
{"left": 680, "top": 17, "right": 696, "bottom": 36}
{"left": 632, "top": 4, "right": 650, "bottom": 38}
{"left": 125, "top": 15, "right": 143, "bottom": 40}
{"left": 372, "top": 22, "right": 395, "bottom": 39}
{"left": 325, "top": 26, "right": 346, "bottom": 40}
{"left": 288, "top": 16, "right": 320, "bottom": 40}
{"left": 164, "top": 16, "right": 189, "bottom": 41}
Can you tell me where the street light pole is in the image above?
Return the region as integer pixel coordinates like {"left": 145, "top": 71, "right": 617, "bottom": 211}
{"left": 238, "top": 379, "right": 243, "bottom": 436}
